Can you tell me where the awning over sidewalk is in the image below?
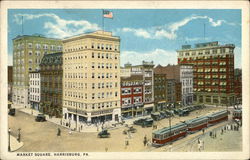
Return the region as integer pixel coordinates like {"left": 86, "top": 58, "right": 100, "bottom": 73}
{"left": 144, "top": 103, "right": 154, "bottom": 108}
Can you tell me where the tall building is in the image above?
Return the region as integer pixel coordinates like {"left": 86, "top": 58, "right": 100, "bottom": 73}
{"left": 120, "top": 75, "right": 144, "bottom": 118}
{"left": 12, "top": 34, "right": 62, "bottom": 108}
{"left": 40, "top": 52, "right": 63, "bottom": 117}
{"left": 177, "top": 41, "right": 235, "bottom": 106}
{"left": 123, "top": 61, "right": 155, "bottom": 115}
{"left": 234, "top": 68, "right": 242, "bottom": 105}
{"left": 62, "top": 31, "right": 121, "bottom": 126}
{"left": 154, "top": 64, "right": 193, "bottom": 107}
{"left": 29, "top": 71, "right": 41, "bottom": 111}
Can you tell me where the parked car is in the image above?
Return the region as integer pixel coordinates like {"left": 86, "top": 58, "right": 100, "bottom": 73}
{"left": 133, "top": 118, "right": 147, "bottom": 125}
{"left": 35, "top": 114, "right": 46, "bottom": 122}
{"left": 123, "top": 126, "right": 137, "bottom": 134}
{"left": 142, "top": 118, "right": 154, "bottom": 127}
{"left": 98, "top": 129, "right": 110, "bottom": 138}
{"left": 8, "top": 108, "right": 16, "bottom": 116}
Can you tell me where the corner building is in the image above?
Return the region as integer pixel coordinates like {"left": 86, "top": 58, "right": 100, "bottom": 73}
{"left": 177, "top": 41, "right": 235, "bottom": 106}
{"left": 62, "top": 31, "right": 121, "bottom": 124}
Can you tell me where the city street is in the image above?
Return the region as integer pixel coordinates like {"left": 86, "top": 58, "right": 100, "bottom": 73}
{"left": 8, "top": 106, "right": 241, "bottom": 152}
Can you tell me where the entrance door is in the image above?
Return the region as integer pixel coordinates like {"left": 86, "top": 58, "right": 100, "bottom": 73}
{"left": 115, "top": 114, "right": 119, "bottom": 122}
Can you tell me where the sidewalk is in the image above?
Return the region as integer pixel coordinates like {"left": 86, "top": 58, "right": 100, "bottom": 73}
{"left": 17, "top": 107, "right": 127, "bottom": 133}
{"left": 10, "top": 135, "right": 23, "bottom": 152}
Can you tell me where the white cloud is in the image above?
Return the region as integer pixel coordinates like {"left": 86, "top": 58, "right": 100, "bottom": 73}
{"left": 122, "top": 28, "right": 151, "bottom": 39}
{"left": 118, "top": 15, "right": 236, "bottom": 40}
{"left": 184, "top": 36, "right": 211, "bottom": 42}
{"left": 13, "top": 13, "right": 100, "bottom": 39}
{"left": 121, "top": 49, "right": 177, "bottom": 66}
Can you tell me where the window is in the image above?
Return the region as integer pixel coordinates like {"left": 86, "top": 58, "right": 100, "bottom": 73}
{"left": 92, "top": 83, "right": 95, "bottom": 89}
{"left": 92, "top": 62, "right": 95, "bottom": 69}
{"left": 92, "top": 52, "right": 94, "bottom": 58}
{"left": 91, "top": 43, "right": 95, "bottom": 49}
{"left": 92, "top": 93, "right": 95, "bottom": 99}
{"left": 98, "top": 53, "right": 100, "bottom": 58}
{"left": 92, "top": 73, "right": 95, "bottom": 78}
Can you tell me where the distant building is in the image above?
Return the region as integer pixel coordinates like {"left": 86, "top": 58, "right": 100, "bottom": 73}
{"left": 29, "top": 72, "right": 41, "bottom": 111}
{"left": 153, "top": 74, "right": 166, "bottom": 111}
{"left": 234, "top": 68, "right": 242, "bottom": 105}
{"left": 8, "top": 66, "right": 13, "bottom": 101}
{"left": 154, "top": 64, "right": 193, "bottom": 107}
{"left": 123, "top": 61, "right": 155, "bottom": 115}
{"left": 12, "top": 34, "right": 62, "bottom": 108}
{"left": 40, "top": 52, "right": 63, "bottom": 118}
{"left": 62, "top": 31, "right": 121, "bottom": 125}
{"left": 121, "top": 75, "right": 144, "bottom": 118}
{"left": 177, "top": 41, "right": 235, "bottom": 106}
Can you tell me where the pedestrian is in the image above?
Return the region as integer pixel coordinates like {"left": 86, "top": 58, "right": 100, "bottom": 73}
{"left": 143, "top": 136, "right": 147, "bottom": 146}
{"left": 221, "top": 129, "right": 223, "bottom": 135}
{"left": 81, "top": 125, "right": 83, "bottom": 130}
{"left": 57, "top": 128, "right": 61, "bottom": 136}
{"left": 214, "top": 132, "right": 217, "bottom": 138}
{"left": 202, "top": 128, "right": 205, "bottom": 135}
{"left": 209, "top": 131, "right": 212, "bottom": 137}
{"left": 198, "top": 138, "right": 200, "bottom": 144}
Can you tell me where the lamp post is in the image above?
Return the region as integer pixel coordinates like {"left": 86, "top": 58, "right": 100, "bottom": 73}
{"left": 17, "top": 128, "right": 21, "bottom": 142}
{"left": 8, "top": 128, "right": 11, "bottom": 151}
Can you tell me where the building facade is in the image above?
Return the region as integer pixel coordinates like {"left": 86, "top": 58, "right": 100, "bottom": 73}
{"left": 40, "top": 52, "right": 63, "bottom": 118}
{"left": 62, "top": 31, "right": 121, "bottom": 125}
{"left": 177, "top": 41, "right": 235, "bottom": 106}
{"left": 154, "top": 64, "right": 193, "bottom": 107}
{"left": 124, "top": 61, "right": 155, "bottom": 115}
{"left": 12, "top": 34, "right": 62, "bottom": 108}
{"left": 121, "top": 75, "right": 144, "bottom": 118}
{"left": 8, "top": 66, "right": 13, "bottom": 101}
{"left": 234, "top": 68, "right": 242, "bottom": 105}
{"left": 154, "top": 74, "right": 166, "bottom": 111}
{"left": 28, "top": 72, "right": 41, "bottom": 111}
{"left": 180, "top": 65, "right": 193, "bottom": 106}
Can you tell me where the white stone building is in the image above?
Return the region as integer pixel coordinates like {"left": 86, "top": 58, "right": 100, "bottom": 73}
{"left": 29, "top": 72, "right": 41, "bottom": 111}
{"left": 180, "top": 65, "right": 193, "bottom": 106}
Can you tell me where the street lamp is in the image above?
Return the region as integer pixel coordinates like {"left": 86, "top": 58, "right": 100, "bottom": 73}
{"left": 8, "top": 128, "right": 11, "bottom": 151}
{"left": 17, "top": 128, "right": 21, "bottom": 142}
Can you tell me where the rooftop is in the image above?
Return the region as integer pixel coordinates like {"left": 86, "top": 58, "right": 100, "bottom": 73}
{"left": 13, "top": 34, "right": 61, "bottom": 41}
{"left": 178, "top": 41, "right": 235, "bottom": 51}
{"left": 40, "top": 52, "right": 63, "bottom": 66}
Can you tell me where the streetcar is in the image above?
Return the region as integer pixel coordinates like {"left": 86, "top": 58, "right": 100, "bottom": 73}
{"left": 184, "top": 116, "right": 208, "bottom": 133}
{"left": 152, "top": 123, "right": 188, "bottom": 147}
{"left": 207, "top": 110, "right": 228, "bottom": 126}
{"left": 233, "top": 109, "right": 242, "bottom": 120}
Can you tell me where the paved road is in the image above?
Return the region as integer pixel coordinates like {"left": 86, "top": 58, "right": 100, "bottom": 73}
{"left": 8, "top": 106, "right": 236, "bottom": 152}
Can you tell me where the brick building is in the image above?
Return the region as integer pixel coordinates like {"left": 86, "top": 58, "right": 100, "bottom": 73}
{"left": 120, "top": 75, "right": 144, "bottom": 118}
{"left": 154, "top": 64, "right": 193, "bottom": 108}
{"left": 123, "top": 61, "right": 155, "bottom": 115}
{"left": 177, "top": 41, "right": 235, "bottom": 106}
{"left": 40, "top": 52, "right": 63, "bottom": 118}
{"left": 153, "top": 74, "right": 166, "bottom": 111}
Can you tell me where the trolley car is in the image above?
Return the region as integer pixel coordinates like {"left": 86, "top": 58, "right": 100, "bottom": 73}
{"left": 185, "top": 116, "right": 208, "bottom": 133}
{"left": 233, "top": 109, "right": 242, "bottom": 120}
{"left": 152, "top": 123, "right": 187, "bottom": 147}
{"left": 207, "top": 110, "right": 228, "bottom": 126}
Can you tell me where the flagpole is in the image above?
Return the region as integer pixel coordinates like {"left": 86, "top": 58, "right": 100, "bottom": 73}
{"left": 102, "top": 9, "right": 104, "bottom": 32}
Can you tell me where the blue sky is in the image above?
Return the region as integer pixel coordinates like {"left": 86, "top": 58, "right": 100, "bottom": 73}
{"left": 8, "top": 9, "right": 242, "bottom": 68}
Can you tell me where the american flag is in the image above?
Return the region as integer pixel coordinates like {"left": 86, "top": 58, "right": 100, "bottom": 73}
{"left": 103, "top": 10, "right": 113, "bottom": 19}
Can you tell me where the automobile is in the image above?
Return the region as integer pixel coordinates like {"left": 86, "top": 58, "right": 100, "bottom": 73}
{"left": 133, "top": 118, "right": 147, "bottom": 125}
{"left": 98, "top": 129, "right": 110, "bottom": 138}
{"left": 35, "top": 114, "right": 46, "bottom": 122}
{"left": 123, "top": 126, "right": 137, "bottom": 134}
{"left": 179, "top": 109, "right": 190, "bottom": 116}
{"left": 142, "top": 118, "right": 154, "bottom": 127}
{"left": 8, "top": 108, "right": 16, "bottom": 116}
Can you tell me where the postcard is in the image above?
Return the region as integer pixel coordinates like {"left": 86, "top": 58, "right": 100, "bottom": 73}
{"left": 0, "top": 1, "right": 249, "bottom": 160}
